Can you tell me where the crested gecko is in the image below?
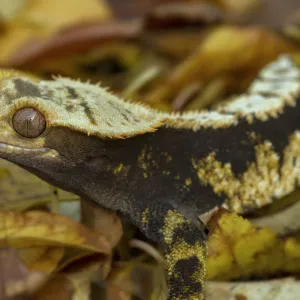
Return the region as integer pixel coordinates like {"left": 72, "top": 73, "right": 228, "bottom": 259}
{"left": 0, "top": 56, "right": 299, "bottom": 299}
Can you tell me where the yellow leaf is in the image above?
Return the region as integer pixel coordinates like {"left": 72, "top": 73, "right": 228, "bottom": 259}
{"left": 207, "top": 211, "right": 300, "bottom": 280}
{"left": 145, "top": 26, "right": 297, "bottom": 105}
{"left": 17, "top": 246, "right": 64, "bottom": 273}
{"left": 0, "top": 0, "right": 111, "bottom": 63}
{"left": 0, "top": 211, "right": 111, "bottom": 254}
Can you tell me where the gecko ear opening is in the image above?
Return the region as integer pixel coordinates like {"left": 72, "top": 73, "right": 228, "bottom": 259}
{"left": 12, "top": 107, "right": 46, "bottom": 138}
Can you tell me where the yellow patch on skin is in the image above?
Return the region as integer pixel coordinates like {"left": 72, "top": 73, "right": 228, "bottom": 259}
{"left": 113, "top": 163, "right": 123, "bottom": 174}
{"left": 138, "top": 147, "right": 151, "bottom": 178}
{"left": 185, "top": 178, "right": 192, "bottom": 186}
{"left": 141, "top": 208, "right": 149, "bottom": 230}
{"left": 192, "top": 131, "right": 300, "bottom": 213}
{"left": 138, "top": 147, "right": 147, "bottom": 170}
{"left": 138, "top": 146, "right": 160, "bottom": 178}
{"left": 163, "top": 210, "right": 186, "bottom": 246}
{"left": 162, "top": 210, "right": 206, "bottom": 300}
{"left": 162, "top": 152, "right": 173, "bottom": 163}
{"left": 247, "top": 131, "right": 261, "bottom": 143}
{"left": 112, "top": 163, "right": 129, "bottom": 176}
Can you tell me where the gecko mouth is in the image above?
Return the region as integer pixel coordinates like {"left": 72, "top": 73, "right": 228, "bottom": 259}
{"left": 0, "top": 142, "right": 50, "bottom": 154}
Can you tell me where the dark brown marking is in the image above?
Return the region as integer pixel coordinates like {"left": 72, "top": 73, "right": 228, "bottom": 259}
{"left": 257, "top": 76, "right": 299, "bottom": 81}
{"left": 40, "top": 89, "right": 54, "bottom": 101}
{"left": 67, "top": 87, "right": 80, "bottom": 99}
{"left": 124, "top": 107, "right": 140, "bottom": 122}
{"left": 13, "top": 79, "right": 42, "bottom": 99}
{"left": 80, "top": 101, "right": 97, "bottom": 125}
{"left": 66, "top": 104, "right": 75, "bottom": 112}
{"left": 249, "top": 91, "right": 280, "bottom": 98}
{"left": 105, "top": 121, "right": 113, "bottom": 127}
{"left": 107, "top": 100, "right": 124, "bottom": 114}
{"left": 124, "top": 108, "right": 134, "bottom": 116}
{"left": 107, "top": 100, "right": 137, "bottom": 123}
{"left": 2, "top": 90, "right": 17, "bottom": 104}
{"left": 120, "top": 112, "right": 130, "bottom": 122}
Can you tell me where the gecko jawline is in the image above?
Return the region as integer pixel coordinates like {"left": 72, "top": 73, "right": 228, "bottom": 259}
{"left": 0, "top": 142, "right": 50, "bottom": 154}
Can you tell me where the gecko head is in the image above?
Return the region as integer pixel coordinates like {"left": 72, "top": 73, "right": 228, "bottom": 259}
{"left": 0, "top": 71, "right": 162, "bottom": 187}
{"left": 0, "top": 92, "right": 87, "bottom": 178}
{"left": 0, "top": 72, "right": 54, "bottom": 170}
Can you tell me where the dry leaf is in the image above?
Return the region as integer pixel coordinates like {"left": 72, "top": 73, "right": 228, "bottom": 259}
{"left": 6, "top": 20, "right": 142, "bottom": 69}
{"left": 206, "top": 210, "right": 300, "bottom": 281}
{"left": 0, "top": 247, "right": 46, "bottom": 299}
{"left": 206, "top": 277, "right": 300, "bottom": 300}
{"left": 0, "top": 210, "right": 112, "bottom": 279}
{"left": 250, "top": 200, "right": 300, "bottom": 236}
{"left": 0, "top": 210, "right": 111, "bottom": 253}
{"left": 34, "top": 259, "right": 102, "bottom": 300}
{"left": 107, "top": 261, "right": 167, "bottom": 300}
{"left": 0, "top": 0, "right": 28, "bottom": 20}
{"left": 145, "top": 25, "right": 297, "bottom": 105}
{"left": 0, "top": 159, "right": 78, "bottom": 212}
{"left": 0, "top": 0, "right": 111, "bottom": 63}
{"left": 17, "top": 246, "right": 65, "bottom": 273}
{"left": 81, "top": 201, "right": 123, "bottom": 249}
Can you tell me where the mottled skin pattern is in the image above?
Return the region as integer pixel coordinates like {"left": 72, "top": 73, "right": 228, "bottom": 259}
{"left": 0, "top": 56, "right": 299, "bottom": 299}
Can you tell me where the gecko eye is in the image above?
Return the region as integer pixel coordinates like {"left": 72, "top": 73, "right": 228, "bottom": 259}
{"left": 12, "top": 107, "right": 46, "bottom": 138}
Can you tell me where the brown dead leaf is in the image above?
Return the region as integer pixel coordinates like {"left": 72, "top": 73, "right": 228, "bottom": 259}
{"left": 0, "top": 210, "right": 111, "bottom": 258}
{"left": 34, "top": 259, "right": 102, "bottom": 300}
{"left": 34, "top": 275, "right": 73, "bottom": 300}
{"left": 106, "top": 0, "right": 155, "bottom": 19}
{"left": 16, "top": 0, "right": 111, "bottom": 34}
{"left": 0, "top": 159, "right": 78, "bottom": 212}
{"left": 216, "top": 0, "right": 259, "bottom": 15}
{"left": 80, "top": 200, "right": 123, "bottom": 287}
{"left": 145, "top": 1, "right": 223, "bottom": 29}
{"left": 17, "top": 247, "right": 65, "bottom": 273}
{"left": 0, "top": 0, "right": 111, "bottom": 64}
{"left": 0, "top": 247, "right": 47, "bottom": 299}
{"left": 6, "top": 20, "right": 142, "bottom": 69}
{"left": 107, "top": 261, "right": 167, "bottom": 300}
{"left": 144, "top": 25, "right": 297, "bottom": 106}
{"left": 81, "top": 201, "right": 123, "bottom": 249}
{"left": 106, "top": 284, "right": 131, "bottom": 300}
{"left": 284, "top": 7, "right": 300, "bottom": 42}
{"left": 107, "top": 0, "right": 223, "bottom": 24}
{"left": 240, "top": 0, "right": 300, "bottom": 29}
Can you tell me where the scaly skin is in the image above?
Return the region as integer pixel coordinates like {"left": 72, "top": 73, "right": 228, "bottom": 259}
{"left": 0, "top": 56, "right": 299, "bottom": 299}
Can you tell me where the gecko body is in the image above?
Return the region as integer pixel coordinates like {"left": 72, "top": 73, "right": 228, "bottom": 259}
{"left": 0, "top": 56, "right": 299, "bottom": 299}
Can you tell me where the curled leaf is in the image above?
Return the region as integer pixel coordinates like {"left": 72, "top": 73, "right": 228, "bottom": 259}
{"left": 0, "top": 247, "right": 47, "bottom": 299}
{"left": 145, "top": 25, "right": 297, "bottom": 105}
{"left": 0, "top": 210, "right": 111, "bottom": 254}
{"left": 206, "top": 211, "right": 300, "bottom": 280}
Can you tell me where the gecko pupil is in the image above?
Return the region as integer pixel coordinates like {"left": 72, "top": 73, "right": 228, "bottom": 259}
{"left": 12, "top": 107, "right": 46, "bottom": 138}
